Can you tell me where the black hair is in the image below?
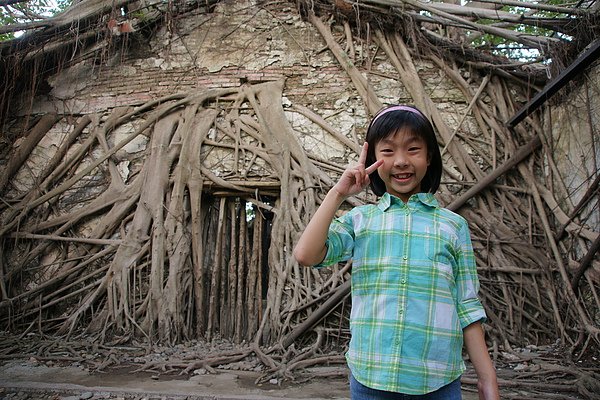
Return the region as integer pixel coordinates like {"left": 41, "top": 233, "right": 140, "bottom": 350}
{"left": 365, "top": 105, "right": 442, "bottom": 197}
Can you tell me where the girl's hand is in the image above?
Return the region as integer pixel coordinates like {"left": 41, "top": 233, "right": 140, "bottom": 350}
{"left": 332, "top": 142, "right": 383, "bottom": 199}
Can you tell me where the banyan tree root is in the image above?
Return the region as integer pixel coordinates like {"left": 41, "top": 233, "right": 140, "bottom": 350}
{"left": 2, "top": 330, "right": 598, "bottom": 400}
{"left": 0, "top": 79, "right": 349, "bottom": 347}
{"left": 0, "top": 3, "right": 598, "bottom": 388}
{"left": 463, "top": 361, "right": 600, "bottom": 399}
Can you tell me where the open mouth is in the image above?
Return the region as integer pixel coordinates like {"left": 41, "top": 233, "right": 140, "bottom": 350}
{"left": 392, "top": 173, "right": 412, "bottom": 181}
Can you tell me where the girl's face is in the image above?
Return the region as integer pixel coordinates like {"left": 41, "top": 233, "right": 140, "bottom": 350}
{"left": 374, "top": 128, "right": 430, "bottom": 203}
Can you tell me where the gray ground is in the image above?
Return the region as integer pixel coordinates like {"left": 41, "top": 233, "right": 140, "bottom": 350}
{"left": 0, "top": 360, "right": 482, "bottom": 400}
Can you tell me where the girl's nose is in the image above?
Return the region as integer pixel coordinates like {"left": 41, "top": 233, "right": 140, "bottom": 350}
{"left": 394, "top": 154, "right": 409, "bottom": 168}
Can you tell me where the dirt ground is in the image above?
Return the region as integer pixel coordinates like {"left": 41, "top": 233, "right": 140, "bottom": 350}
{"left": 0, "top": 359, "right": 485, "bottom": 400}
{"left": 0, "top": 360, "right": 341, "bottom": 399}
{"left": 1, "top": 357, "right": 598, "bottom": 400}
{"left": 0, "top": 333, "right": 596, "bottom": 400}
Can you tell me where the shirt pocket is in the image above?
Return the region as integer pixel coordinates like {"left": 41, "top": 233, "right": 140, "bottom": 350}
{"left": 426, "top": 244, "right": 456, "bottom": 286}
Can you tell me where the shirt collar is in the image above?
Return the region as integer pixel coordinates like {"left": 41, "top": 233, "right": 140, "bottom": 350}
{"left": 377, "top": 192, "right": 439, "bottom": 211}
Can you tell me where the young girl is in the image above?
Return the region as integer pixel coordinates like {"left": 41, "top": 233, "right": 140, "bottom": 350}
{"left": 293, "top": 105, "right": 499, "bottom": 399}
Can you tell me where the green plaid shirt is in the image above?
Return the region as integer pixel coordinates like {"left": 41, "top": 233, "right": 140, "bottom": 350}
{"left": 319, "top": 192, "right": 486, "bottom": 395}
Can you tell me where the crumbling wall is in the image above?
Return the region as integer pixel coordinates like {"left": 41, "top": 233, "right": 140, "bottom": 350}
{"left": 20, "top": 0, "right": 470, "bottom": 176}
{"left": 2, "top": 1, "right": 598, "bottom": 357}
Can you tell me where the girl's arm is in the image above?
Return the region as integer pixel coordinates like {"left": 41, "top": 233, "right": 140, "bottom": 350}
{"left": 293, "top": 142, "right": 382, "bottom": 267}
{"left": 463, "top": 321, "right": 500, "bottom": 400}
{"left": 293, "top": 188, "right": 346, "bottom": 266}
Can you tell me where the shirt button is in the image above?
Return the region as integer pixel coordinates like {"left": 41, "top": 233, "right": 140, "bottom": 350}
{"left": 403, "top": 256, "right": 407, "bottom": 260}
{"left": 401, "top": 278, "right": 406, "bottom": 284}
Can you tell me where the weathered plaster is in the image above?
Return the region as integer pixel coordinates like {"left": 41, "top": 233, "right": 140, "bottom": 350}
{"left": 549, "top": 63, "right": 600, "bottom": 230}
{"left": 17, "top": 0, "right": 499, "bottom": 196}
{"left": 12, "top": 122, "right": 72, "bottom": 192}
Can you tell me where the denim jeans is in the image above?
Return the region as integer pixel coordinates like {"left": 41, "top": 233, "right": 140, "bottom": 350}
{"left": 349, "top": 373, "right": 462, "bottom": 400}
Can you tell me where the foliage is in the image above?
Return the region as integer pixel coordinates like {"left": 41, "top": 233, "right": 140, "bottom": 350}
{"left": 469, "top": 4, "right": 569, "bottom": 61}
{"left": 0, "top": 0, "right": 72, "bottom": 40}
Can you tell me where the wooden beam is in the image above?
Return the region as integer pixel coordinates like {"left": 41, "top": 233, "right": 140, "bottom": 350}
{"left": 447, "top": 136, "right": 542, "bottom": 211}
{"left": 507, "top": 39, "right": 600, "bottom": 128}
{"left": 571, "top": 233, "right": 600, "bottom": 291}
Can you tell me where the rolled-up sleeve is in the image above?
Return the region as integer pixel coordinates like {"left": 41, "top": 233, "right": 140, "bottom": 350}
{"left": 316, "top": 213, "right": 356, "bottom": 269}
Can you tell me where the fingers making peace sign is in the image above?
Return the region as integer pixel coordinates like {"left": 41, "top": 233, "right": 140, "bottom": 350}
{"left": 332, "top": 142, "right": 383, "bottom": 199}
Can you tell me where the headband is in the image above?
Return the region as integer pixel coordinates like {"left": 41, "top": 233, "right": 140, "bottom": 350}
{"left": 372, "top": 105, "right": 425, "bottom": 123}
